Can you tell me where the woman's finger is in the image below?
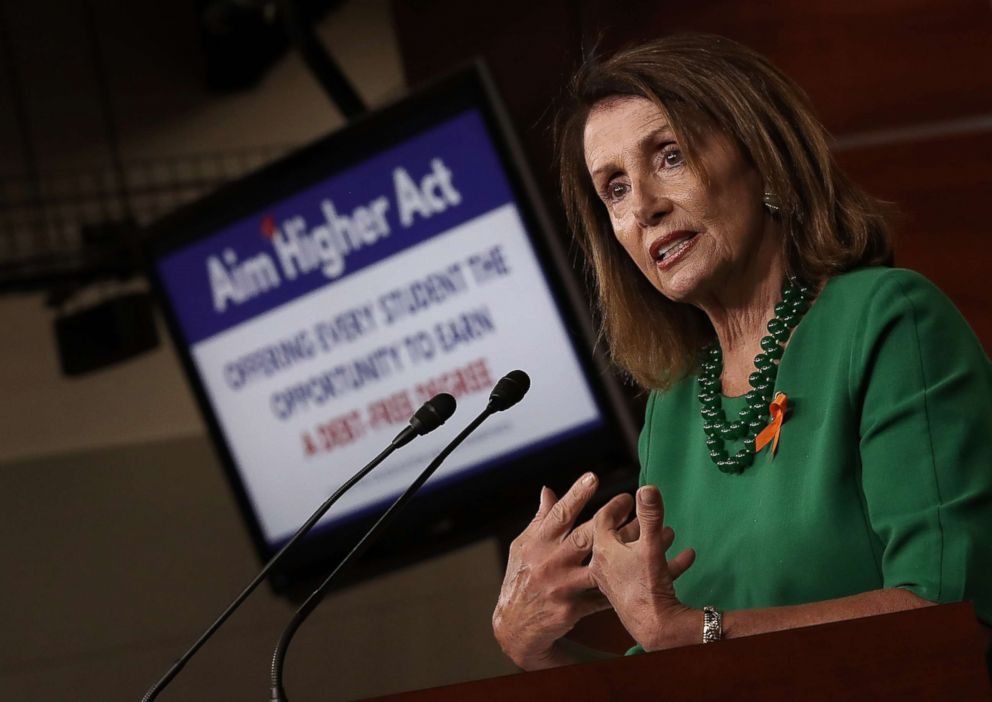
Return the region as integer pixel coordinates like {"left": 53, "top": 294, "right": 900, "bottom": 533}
{"left": 539, "top": 472, "right": 598, "bottom": 539}
{"left": 570, "top": 588, "right": 613, "bottom": 620}
{"left": 617, "top": 516, "right": 640, "bottom": 543}
{"left": 659, "top": 525, "right": 675, "bottom": 551}
{"left": 668, "top": 547, "right": 696, "bottom": 580}
{"left": 561, "top": 563, "right": 599, "bottom": 592}
{"left": 533, "top": 485, "right": 556, "bottom": 523}
{"left": 634, "top": 485, "right": 666, "bottom": 550}
{"left": 564, "top": 518, "right": 595, "bottom": 557}
{"left": 592, "top": 493, "right": 635, "bottom": 539}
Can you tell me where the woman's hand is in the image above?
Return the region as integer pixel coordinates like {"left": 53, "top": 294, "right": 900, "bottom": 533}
{"left": 492, "top": 472, "right": 626, "bottom": 670}
{"left": 589, "top": 485, "right": 699, "bottom": 651}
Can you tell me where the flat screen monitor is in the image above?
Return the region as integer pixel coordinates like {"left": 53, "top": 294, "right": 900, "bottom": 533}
{"left": 146, "top": 65, "right": 637, "bottom": 589}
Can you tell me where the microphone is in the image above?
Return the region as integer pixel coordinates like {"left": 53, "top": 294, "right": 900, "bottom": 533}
{"left": 487, "top": 369, "right": 530, "bottom": 411}
{"left": 269, "top": 371, "right": 531, "bottom": 702}
{"left": 391, "top": 392, "right": 456, "bottom": 448}
{"left": 140, "top": 393, "right": 456, "bottom": 702}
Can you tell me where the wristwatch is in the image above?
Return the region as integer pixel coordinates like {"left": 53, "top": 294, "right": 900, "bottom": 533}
{"left": 702, "top": 606, "right": 723, "bottom": 643}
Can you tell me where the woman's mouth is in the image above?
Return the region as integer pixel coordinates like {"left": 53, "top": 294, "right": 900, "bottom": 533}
{"left": 651, "top": 231, "right": 699, "bottom": 270}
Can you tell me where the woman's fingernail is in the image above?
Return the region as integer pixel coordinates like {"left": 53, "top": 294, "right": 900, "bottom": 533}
{"left": 582, "top": 472, "right": 596, "bottom": 486}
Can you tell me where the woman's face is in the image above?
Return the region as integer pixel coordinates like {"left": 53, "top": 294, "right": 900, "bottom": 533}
{"left": 583, "top": 96, "right": 772, "bottom": 307}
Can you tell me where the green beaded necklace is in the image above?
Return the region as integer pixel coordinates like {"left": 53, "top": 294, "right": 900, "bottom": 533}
{"left": 697, "top": 278, "right": 814, "bottom": 474}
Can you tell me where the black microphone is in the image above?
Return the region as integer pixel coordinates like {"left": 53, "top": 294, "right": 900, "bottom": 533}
{"left": 140, "top": 393, "right": 456, "bottom": 702}
{"left": 487, "top": 369, "right": 530, "bottom": 411}
{"left": 391, "top": 392, "right": 456, "bottom": 448}
{"left": 269, "top": 371, "right": 531, "bottom": 702}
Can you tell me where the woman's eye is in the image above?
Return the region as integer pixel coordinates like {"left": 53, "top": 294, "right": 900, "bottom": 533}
{"left": 662, "top": 147, "right": 684, "bottom": 168}
{"left": 606, "top": 181, "right": 629, "bottom": 201}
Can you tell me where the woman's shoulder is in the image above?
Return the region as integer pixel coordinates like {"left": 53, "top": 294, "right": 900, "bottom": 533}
{"left": 817, "top": 267, "right": 970, "bottom": 332}
{"left": 823, "top": 266, "right": 946, "bottom": 301}
{"left": 820, "top": 266, "right": 987, "bottom": 372}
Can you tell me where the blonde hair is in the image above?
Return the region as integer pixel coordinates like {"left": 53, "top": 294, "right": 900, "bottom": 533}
{"left": 557, "top": 33, "right": 892, "bottom": 390}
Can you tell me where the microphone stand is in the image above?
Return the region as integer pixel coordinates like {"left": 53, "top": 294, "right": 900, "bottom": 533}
{"left": 268, "top": 407, "right": 494, "bottom": 701}
{"left": 141, "top": 395, "right": 454, "bottom": 702}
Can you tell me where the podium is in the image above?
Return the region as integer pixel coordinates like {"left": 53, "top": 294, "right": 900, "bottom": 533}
{"left": 362, "top": 603, "right": 990, "bottom": 701}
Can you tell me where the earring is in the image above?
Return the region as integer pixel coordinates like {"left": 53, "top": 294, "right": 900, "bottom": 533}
{"left": 762, "top": 191, "right": 782, "bottom": 213}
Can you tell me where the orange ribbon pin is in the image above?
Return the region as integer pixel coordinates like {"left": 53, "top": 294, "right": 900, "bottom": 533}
{"left": 755, "top": 392, "right": 788, "bottom": 457}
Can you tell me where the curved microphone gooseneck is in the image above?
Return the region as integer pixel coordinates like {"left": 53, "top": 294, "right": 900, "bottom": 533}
{"left": 269, "top": 371, "right": 531, "bottom": 702}
{"left": 140, "top": 393, "right": 456, "bottom": 702}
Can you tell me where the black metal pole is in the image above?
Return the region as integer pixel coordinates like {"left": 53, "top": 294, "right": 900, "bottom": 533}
{"left": 277, "top": 0, "right": 366, "bottom": 120}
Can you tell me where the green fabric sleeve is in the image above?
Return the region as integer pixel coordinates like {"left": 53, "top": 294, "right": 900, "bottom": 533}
{"left": 626, "top": 395, "right": 657, "bottom": 655}
{"left": 854, "top": 271, "right": 992, "bottom": 621}
{"left": 637, "top": 393, "right": 657, "bottom": 488}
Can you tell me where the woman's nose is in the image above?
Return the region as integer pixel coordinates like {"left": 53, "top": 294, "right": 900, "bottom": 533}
{"left": 632, "top": 177, "right": 672, "bottom": 227}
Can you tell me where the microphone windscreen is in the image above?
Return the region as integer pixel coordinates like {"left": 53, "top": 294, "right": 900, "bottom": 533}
{"left": 488, "top": 370, "right": 530, "bottom": 411}
{"left": 411, "top": 393, "right": 456, "bottom": 435}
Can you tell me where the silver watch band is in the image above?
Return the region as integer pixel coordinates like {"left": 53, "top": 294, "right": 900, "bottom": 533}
{"left": 702, "top": 605, "right": 722, "bottom": 643}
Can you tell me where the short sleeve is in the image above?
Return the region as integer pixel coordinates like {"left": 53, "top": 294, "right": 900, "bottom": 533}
{"left": 854, "top": 271, "right": 992, "bottom": 622}
{"left": 625, "top": 393, "right": 661, "bottom": 656}
{"left": 637, "top": 392, "right": 659, "bottom": 488}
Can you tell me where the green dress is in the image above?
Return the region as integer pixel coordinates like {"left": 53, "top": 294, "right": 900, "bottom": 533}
{"left": 629, "top": 267, "right": 992, "bottom": 652}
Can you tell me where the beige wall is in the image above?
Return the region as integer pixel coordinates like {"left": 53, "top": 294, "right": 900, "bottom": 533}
{"left": 0, "top": 1, "right": 516, "bottom": 699}
{"left": 0, "top": 294, "right": 204, "bottom": 463}
{"left": 0, "top": 436, "right": 515, "bottom": 701}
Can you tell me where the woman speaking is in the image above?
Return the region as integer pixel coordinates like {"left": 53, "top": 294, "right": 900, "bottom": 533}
{"left": 492, "top": 34, "right": 992, "bottom": 669}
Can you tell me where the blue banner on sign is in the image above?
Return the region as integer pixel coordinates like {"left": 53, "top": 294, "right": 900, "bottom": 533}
{"left": 156, "top": 109, "right": 515, "bottom": 346}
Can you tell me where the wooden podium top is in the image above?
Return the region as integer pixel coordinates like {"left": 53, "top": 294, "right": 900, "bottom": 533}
{"left": 363, "top": 603, "right": 990, "bottom": 701}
